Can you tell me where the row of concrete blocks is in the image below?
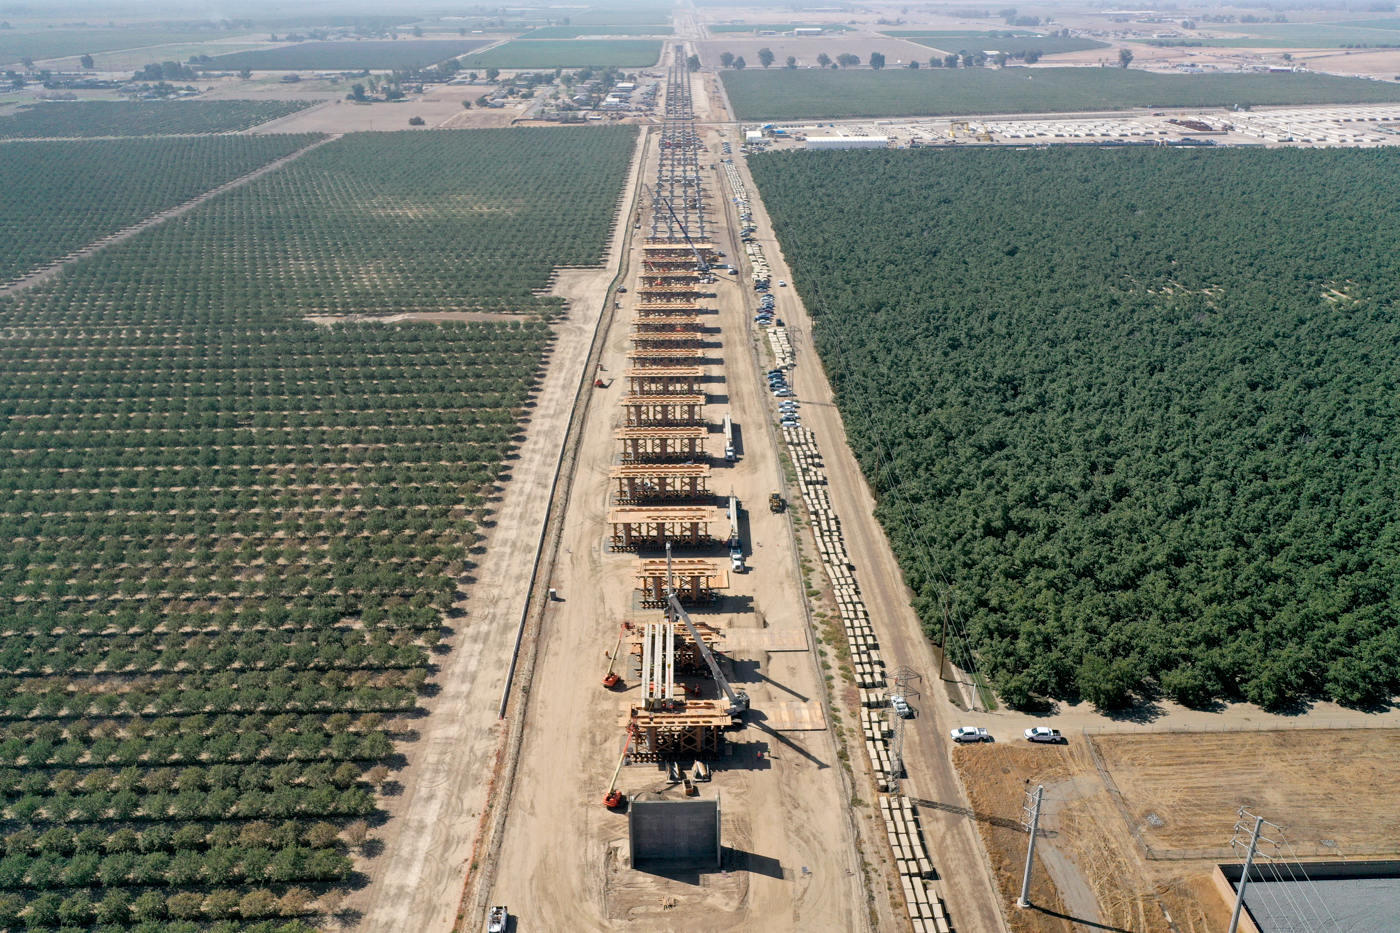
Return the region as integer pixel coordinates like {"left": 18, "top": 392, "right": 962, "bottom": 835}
{"left": 883, "top": 796, "right": 954, "bottom": 933}
{"left": 860, "top": 705, "right": 892, "bottom": 740}
{"left": 767, "top": 328, "right": 794, "bottom": 368}
{"left": 777, "top": 423, "right": 948, "bottom": 928}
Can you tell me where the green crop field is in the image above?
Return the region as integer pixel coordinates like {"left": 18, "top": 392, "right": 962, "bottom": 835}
{"left": 462, "top": 38, "right": 663, "bottom": 68}
{"left": 1335, "top": 17, "right": 1400, "bottom": 30}
{"left": 1142, "top": 37, "right": 1361, "bottom": 48}
{"left": 210, "top": 38, "right": 493, "bottom": 71}
{"left": 0, "top": 135, "right": 317, "bottom": 284}
{"left": 880, "top": 29, "right": 1036, "bottom": 37}
{"left": 750, "top": 145, "right": 1400, "bottom": 712}
{"left": 0, "top": 28, "right": 254, "bottom": 66}
{"left": 0, "top": 101, "right": 316, "bottom": 139}
{"left": 527, "top": 25, "right": 673, "bottom": 37}
{"left": 707, "top": 23, "right": 853, "bottom": 32}
{"left": 1227, "top": 22, "right": 1400, "bottom": 45}
{"left": 900, "top": 34, "right": 1110, "bottom": 55}
{"left": 723, "top": 68, "right": 1400, "bottom": 120}
{"left": 0, "top": 125, "right": 636, "bottom": 928}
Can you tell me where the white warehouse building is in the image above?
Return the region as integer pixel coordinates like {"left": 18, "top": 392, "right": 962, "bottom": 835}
{"left": 805, "top": 136, "right": 889, "bottom": 150}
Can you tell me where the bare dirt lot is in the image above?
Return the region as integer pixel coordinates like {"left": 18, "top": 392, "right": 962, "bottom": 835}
{"left": 242, "top": 82, "right": 528, "bottom": 134}
{"left": 952, "top": 729, "right": 1400, "bottom": 933}
{"left": 1096, "top": 730, "right": 1400, "bottom": 857}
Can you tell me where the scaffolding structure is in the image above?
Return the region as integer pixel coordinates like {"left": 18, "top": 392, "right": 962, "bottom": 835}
{"left": 611, "top": 463, "right": 712, "bottom": 504}
{"left": 641, "top": 243, "right": 719, "bottom": 273}
{"left": 633, "top": 313, "right": 704, "bottom": 334}
{"left": 627, "top": 348, "right": 705, "bottom": 367}
{"left": 636, "top": 558, "right": 726, "bottom": 606}
{"left": 631, "top": 332, "right": 704, "bottom": 351}
{"left": 620, "top": 394, "right": 706, "bottom": 427}
{"left": 615, "top": 425, "right": 707, "bottom": 462}
{"left": 624, "top": 367, "right": 705, "bottom": 396}
{"left": 629, "top": 701, "right": 729, "bottom": 761}
{"left": 608, "top": 506, "right": 723, "bottom": 550}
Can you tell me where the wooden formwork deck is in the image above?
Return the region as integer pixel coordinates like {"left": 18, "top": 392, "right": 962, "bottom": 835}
{"left": 610, "top": 462, "right": 712, "bottom": 504}
{"left": 633, "top": 314, "right": 703, "bottom": 332}
{"left": 624, "top": 367, "right": 705, "bottom": 396}
{"left": 620, "top": 394, "right": 706, "bottom": 427}
{"left": 607, "top": 505, "right": 723, "bottom": 550}
{"left": 636, "top": 558, "right": 726, "bottom": 605}
{"left": 615, "top": 425, "right": 708, "bottom": 463}
{"left": 630, "top": 334, "right": 704, "bottom": 350}
{"left": 627, "top": 348, "right": 704, "bottom": 366}
{"left": 636, "top": 302, "right": 705, "bottom": 316}
{"left": 628, "top": 700, "right": 730, "bottom": 761}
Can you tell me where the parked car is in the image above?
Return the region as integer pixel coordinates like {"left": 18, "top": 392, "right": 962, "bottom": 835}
{"left": 950, "top": 726, "right": 991, "bottom": 743}
{"left": 778, "top": 279, "right": 787, "bottom": 287}
{"left": 780, "top": 418, "right": 800, "bottom": 427}
{"left": 890, "top": 695, "right": 912, "bottom": 718}
{"left": 773, "top": 389, "right": 794, "bottom": 398}
{"left": 1024, "top": 727, "right": 1064, "bottom": 743}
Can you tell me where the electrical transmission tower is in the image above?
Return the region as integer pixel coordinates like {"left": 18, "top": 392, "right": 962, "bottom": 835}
{"left": 1017, "top": 784, "right": 1044, "bottom": 908}
{"left": 882, "top": 667, "right": 920, "bottom": 795}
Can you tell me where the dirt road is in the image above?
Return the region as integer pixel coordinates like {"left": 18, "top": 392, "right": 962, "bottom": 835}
{"left": 481, "top": 55, "right": 871, "bottom": 933}
{"left": 350, "top": 128, "right": 648, "bottom": 933}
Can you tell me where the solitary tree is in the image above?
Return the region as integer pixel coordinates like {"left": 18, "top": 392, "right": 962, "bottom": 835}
{"left": 1118, "top": 47, "right": 1134, "bottom": 68}
{"left": 994, "top": 51, "right": 1008, "bottom": 66}
{"left": 349, "top": 83, "right": 367, "bottom": 101}
{"left": 1024, "top": 49, "right": 1042, "bottom": 63}
{"left": 785, "top": 55, "right": 797, "bottom": 69}
{"left": 687, "top": 54, "right": 701, "bottom": 71}
{"left": 80, "top": 53, "right": 94, "bottom": 69}
{"left": 836, "top": 53, "right": 860, "bottom": 67}
{"left": 869, "top": 51, "right": 886, "bottom": 69}
{"left": 908, "top": 59, "right": 920, "bottom": 68}
{"left": 817, "top": 52, "right": 831, "bottom": 67}
{"left": 486, "top": 67, "right": 500, "bottom": 81}
{"left": 719, "top": 51, "right": 735, "bottom": 68}
{"left": 758, "top": 47, "right": 775, "bottom": 67}
{"left": 944, "top": 53, "right": 959, "bottom": 68}
{"left": 734, "top": 56, "right": 747, "bottom": 70}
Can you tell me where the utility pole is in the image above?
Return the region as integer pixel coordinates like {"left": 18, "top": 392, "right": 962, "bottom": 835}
{"left": 1229, "top": 811, "right": 1265, "bottom": 933}
{"left": 939, "top": 589, "right": 951, "bottom": 681}
{"left": 1017, "top": 784, "right": 1044, "bottom": 908}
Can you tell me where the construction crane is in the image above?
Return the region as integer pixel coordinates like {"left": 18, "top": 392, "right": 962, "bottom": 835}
{"left": 666, "top": 594, "right": 748, "bottom": 718}
{"left": 643, "top": 183, "right": 710, "bottom": 272}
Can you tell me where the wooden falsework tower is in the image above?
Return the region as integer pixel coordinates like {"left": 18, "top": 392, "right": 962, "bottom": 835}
{"left": 625, "top": 367, "right": 704, "bottom": 396}
{"left": 636, "top": 558, "right": 726, "bottom": 606}
{"left": 615, "top": 426, "right": 707, "bottom": 463}
{"left": 611, "top": 463, "right": 712, "bottom": 504}
{"left": 608, "top": 506, "right": 722, "bottom": 550}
